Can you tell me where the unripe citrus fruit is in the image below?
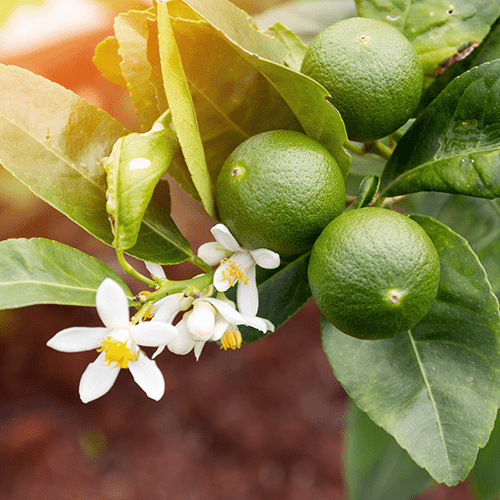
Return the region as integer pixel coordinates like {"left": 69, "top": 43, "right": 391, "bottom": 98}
{"left": 308, "top": 207, "right": 440, "bottom": 340}
{"left": 216, "top": 130, "right": 345, "bottom": 256}
{"left": 300, "top": 17, "right": 423, "bottom": 143}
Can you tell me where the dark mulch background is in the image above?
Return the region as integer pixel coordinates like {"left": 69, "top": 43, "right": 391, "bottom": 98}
{"left": 0, "top": 2, "right": 479, "bottom": 498}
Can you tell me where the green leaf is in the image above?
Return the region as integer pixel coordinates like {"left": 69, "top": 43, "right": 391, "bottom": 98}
{"left": 345, "top": 150, "right": 387, "bottom": 196}
{"left": 354, "top": 175, "right": 380, "bottom": 208}
{"left": 0, "top": 238, "right": 132, "bottom": 309}
{"left": 264, "top": 22, "right": 308, "bottom": 72}
{"left": 429, "top": 196, "right": 500, "bottom": 300}
{"left": 393, "top": 192, "right": 500, "bottom": 301}
{"left": 0, "top": 63, "right": 127, "bottom": 244}
{"left": 381, "top": 60, "right": 500, "bottom": 199}
{"left": 346, "top": 401, "right": 433, "bottom": 500}
{"left": 129, "top": 177, "right": 193, "bottom": 265}
{"left": 156, "top": 2, "right": 216, "bottom": 218}
{"left": 92, "top": 36, "right": 127, "bottom": 89}
{"left": 183, "top": 0, "right": 288, "bottom": 64}
{"left": 181, "top": 0, "right": 351, "bottom": 178}
{"left": 166, "top": 10, "right": 302, "bottom": 191}
{"left": 237, "top": 252, "right": 311, "bottom": 343}
{"left": 0, "top": 64, "right": 191, "bottom": 265}
{"left": 103, "top": 110, "right": 180, "bottom": 251}
{"left": 252, "top": 0, "right": 357, "bottom": 46}
{"left": 419, "top": 16, "right": 500, "bottom": 112}
{"left": 355, "top": 0, "right": 499, "bottom": 88}
{"left": 472, "top": 411, "right": 500, "bottom": 500}
{"left": 114, "top": 8, "right": 163, "bottom": 131}
{"left": 322, "top": 216, "right": 500, "bottom": 485}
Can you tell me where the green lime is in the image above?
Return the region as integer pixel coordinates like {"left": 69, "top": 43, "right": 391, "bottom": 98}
{"left": 300, "top": 17, "right": 423, "bottom": 143}
{"left": 216, "top": 130, "right": 345, "bottom": 256}
{"left": 308, "top": 207, "right": 440, "bottom": 339}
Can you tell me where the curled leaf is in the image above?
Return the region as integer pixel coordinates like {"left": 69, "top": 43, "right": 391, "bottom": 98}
{"left": 103, "top": 110, "right": 180, "bottom": 251}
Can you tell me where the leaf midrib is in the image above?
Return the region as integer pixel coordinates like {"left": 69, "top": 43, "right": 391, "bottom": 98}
{"left": 176, "top": 19, "right": 251, "bottom": 141}
{"left": 0, "top": 112, "right": 105, "bottom": 193}
{"left": 1, "top": 109, "right": 189, "bottom": 256}
{"left": 385, "top": 148, "right": 499, "bottom": 198}
{"left": 0, "top": 280, "right": 97, "bottom": 291}
{"left": 408, "top": 330, "right": 453, "bottom": 474}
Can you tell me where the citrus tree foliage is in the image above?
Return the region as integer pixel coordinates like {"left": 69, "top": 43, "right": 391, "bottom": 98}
{"left": 355, "top": 0, "right": 499, "bottom": 88}
{"left": 1, "top": 0, "right": 500, "bottom": 498}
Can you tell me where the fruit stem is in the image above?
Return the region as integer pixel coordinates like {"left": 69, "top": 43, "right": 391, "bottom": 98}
{"left": 343, "top": 142, "right": 365, "bottom": 156}
{"left": 343, "top": 140, "right": 393, "bottom": 161}
{"left": 372, "top": 195, "right": 386, "bottom": 208}
{"left": 364, "top": 140, "right": 393, "bottom": 161}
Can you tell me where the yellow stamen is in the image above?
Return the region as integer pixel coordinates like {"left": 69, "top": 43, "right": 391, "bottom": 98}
{"left": 143, "top": 306, "right": 154, "bottom": 320}
{"left": 220, "top": 327, "right": 242, "bottom": 351}
{"left": 220, "top": 258, "right": 248, "bottom": 286}
{"left": 97, "top": 336, "right": 137, "bottom": 369}
{"left": 137, "top": 291, "right": 150, "bottom": 303}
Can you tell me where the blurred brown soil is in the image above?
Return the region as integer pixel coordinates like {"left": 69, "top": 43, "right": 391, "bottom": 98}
{"left": 0, "top": 2, "right": 478, "bottom": 499}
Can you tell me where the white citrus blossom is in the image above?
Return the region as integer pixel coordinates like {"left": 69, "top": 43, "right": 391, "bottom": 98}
{"left": 197, "top": 224, "right": 280, "bottom": 316}
{"left": 161, "top": 295, "right": 274, "bottom": 360}
{"left": 145, "top": 261, "right": 195, "bottom": 326}
{"left": 46, "top": 278, "right": 178, "bottom": 403}
{"left": 147, "top": 261, "right": 214, "bottom": 359}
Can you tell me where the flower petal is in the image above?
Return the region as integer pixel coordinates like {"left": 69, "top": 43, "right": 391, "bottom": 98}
{"left": 96, "top": 278, "right": 130, "bottom": 329}
{"left": 249, "top": 248, "right": 280, "bottom": 269}
{"left": 46, "top": 327, "right": 107, "bottom": 352}
{"left": 262, "top": 318, "right": 275, "bottom": 332}
{"left": 129, "top": 352, "right": 165, "bottom": 401}
{"left": 145, "top": 262, "right": 166, "bottom": 279}
{"left": 152, "top": 293, "right": 193, "bottom": 322}
{"left": 187, "top": 302, "right": 215, "bottom": 341}
{"left": 167, "top": 319, "right": 196, "bottom": 355}
{"left": 202, "top": 296, "right": 268, "bottom": 332}
{"left": 246, "top": 315, "right": 269, "bottom": 332}
{"left": 231, "top": 250, "right": 254, "bottom": 272}
{"left": 152, "top": 345, "right": 165, "bottom": 359}
{"left": 197, "top": 242, "right": 228, "bottom": 267}
{"left": 213, "top": 264, "right": 232, "bottom": 292}
{"left": 237, "top": 264, "right": 259, "bottom": 316}
{"left": 130, "top": 321, "right": 178, "bottom": 347}
{"left": 79, "top": 351, "right": 120, "bottom": 403}
{"left": 203, "top": 297, "right": 244, "bottom": 325}
{"left": 211, "top": 224, "right": 242, "bottom": 252}
{"left": 211, "top": 315, "right": 230, "bottom": 341}
{"left": 194, "top": 341, "right": 206, "bottom": 361}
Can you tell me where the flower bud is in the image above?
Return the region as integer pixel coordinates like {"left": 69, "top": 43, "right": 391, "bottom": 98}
{"left": 186, "top": 302, "right": 216, "bottom": 342}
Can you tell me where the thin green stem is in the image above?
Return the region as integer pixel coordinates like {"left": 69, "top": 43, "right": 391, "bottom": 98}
{"left": 145, "top": 271, "right": 215, "bottom": 303}
{"left": 365, "top": 140, "right": 393, "bottom": 161}
{"left": 372, "top": 195, "right": 386, "bottom": 208}
{"left": 189, "top": 253, "right": 215, "bottom": 273}
{"left": 344, "top": 140, "right": 393, "bottom": 161}
{"left": 130, "top": 302, "right": 152, "bottom": 325}
{"left": 116, "top": 251, "right": 156, "bottom": 287}
{"left": 343, "top": 141, "right": 366, "bottom": 156}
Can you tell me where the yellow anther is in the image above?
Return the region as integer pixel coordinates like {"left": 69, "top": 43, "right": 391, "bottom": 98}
{"left": 220, "top": 259, "right": 248, "bottom": 286}
{"left": 97, "top": 336, "right": 137, "bottom": 369}
{"left": 143, "top": 306, "right": 154, "bottom": 320}
{"left": 220, "top": 327, "right": 242, "bottom": 351}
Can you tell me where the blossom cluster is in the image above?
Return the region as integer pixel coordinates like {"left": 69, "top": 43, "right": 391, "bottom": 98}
{"left": 47, "top": 224, "right": 280, "bottom": 403}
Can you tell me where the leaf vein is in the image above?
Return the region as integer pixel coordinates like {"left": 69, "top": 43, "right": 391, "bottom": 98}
{"left": 0, "top": 114, "right": 106, "bottom": 193}
{"left": 408, "top": 330, "right": 453, "bottom": 474}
